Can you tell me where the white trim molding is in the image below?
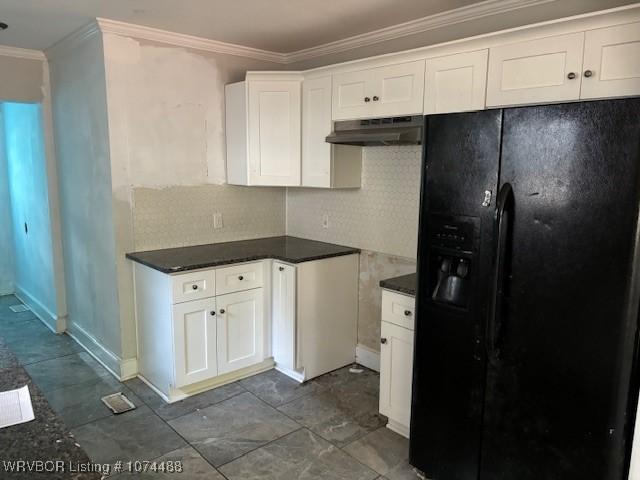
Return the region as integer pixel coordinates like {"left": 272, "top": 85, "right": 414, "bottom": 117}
{"left": 66, "top": 321, "right": 137, "bottom": 381}
{"left": 95, "top": 17, "right": 287, "bottom": 63}
{"left": 356, "top": 344, "right": 381, "bottom": 372}
{"left": 45, "top": 21, "right": 100, "bottom": 61}
{"left": 14, "top": 285, "right": 66, "bottom": 333}
{"left": 38, "top": 1, "right": 640, "bottom": 66}
{"left": 0, "top": 45, "right": 45, "bottom": 61}
{"left": 285, "top": 0, "right": 556, "bottom": 63}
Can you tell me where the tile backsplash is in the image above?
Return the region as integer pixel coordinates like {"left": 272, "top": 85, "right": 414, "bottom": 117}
{"left": 132, "top": 184, "right": 285, "bottom": 251}
{"left": 286, "top": 145, "right": 422, "bottom": 260}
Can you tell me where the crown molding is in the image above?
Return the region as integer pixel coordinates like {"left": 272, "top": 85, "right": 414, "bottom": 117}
{"left": 284, "top": 0, "right": 556, "bottom": 63}
{"left": 0, "top": 45, "right": 45, "bottom": 61}
{"left": 58, "top": 0, "right": 556, "bottom": 65}
{"left": 45, "top": 21, "right": 100, "bottom": 61}
{"left": 38, "top": 0, "right": 625, "bottom": 66}
{"left": 96, "top": 18, "right": 288, "bottom": 64}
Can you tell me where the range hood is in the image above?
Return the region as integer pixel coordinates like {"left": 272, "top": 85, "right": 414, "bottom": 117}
{"left": 326, "top": 115, "right": 424, "bottom": 146}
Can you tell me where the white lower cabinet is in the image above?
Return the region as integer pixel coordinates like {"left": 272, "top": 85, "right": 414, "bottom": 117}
{"left": 134, "top": 261, "right": 269, "bottom": 403}
{"left": 272, "top": 262, "right": 296, "bottom": 371}
{"left": 216, "top": 289, "right": 264, "bottom": 375}
{"left": 173, "top": 298, "right": 217, "bottom": 388}
{"left": 379, "top": 290, "right": 416, "bottom": 438}
{"left": 271, "top": 254, "right": 359, "bottom": 382}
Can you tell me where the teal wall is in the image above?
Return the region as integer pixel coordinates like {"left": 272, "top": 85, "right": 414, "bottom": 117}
{"left": 2, "top": 102, "right": 58, "bottom": 316}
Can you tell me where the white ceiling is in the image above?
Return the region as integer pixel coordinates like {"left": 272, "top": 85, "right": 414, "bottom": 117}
{"left": 0, "top": 0, "right": 636, "bottom": 54}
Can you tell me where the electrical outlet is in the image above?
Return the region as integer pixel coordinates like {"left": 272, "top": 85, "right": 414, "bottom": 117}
{"left": 322, "top": 213, "right": 329, "bottom": 229}
{"left": 213, "top": 212, "right": 224, "bottom": 229}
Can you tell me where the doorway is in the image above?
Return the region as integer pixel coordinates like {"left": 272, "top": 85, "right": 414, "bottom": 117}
{"left": 0, "top": 101, "right": 63, "bottom": 332}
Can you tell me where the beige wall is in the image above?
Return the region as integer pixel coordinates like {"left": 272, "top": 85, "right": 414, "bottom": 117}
{"left": 0, "top": 55, "right": 44, "bottom": 103}
{"left": 101, "top": 33, "right": 284, "bottom": 365}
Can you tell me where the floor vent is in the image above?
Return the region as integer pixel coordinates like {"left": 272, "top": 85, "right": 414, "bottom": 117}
{"left": 101, "top": 393, "right": 136, "bottom": 414}
{"left": 9, "top": 304, "right": 29, "bottom": 313}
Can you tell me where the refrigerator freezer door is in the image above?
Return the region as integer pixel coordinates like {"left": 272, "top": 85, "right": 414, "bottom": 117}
{"left": 480, "top": 98, "right": 640, "bottom": 480}
{"left": 410, "top": 110, "right": 501, "bottom": 479}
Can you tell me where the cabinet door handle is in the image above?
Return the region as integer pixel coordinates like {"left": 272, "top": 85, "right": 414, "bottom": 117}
{"left": 584, "top": 69, "right": 594, "bottom": 78}
{"left": 279, "top": 266, "right": 285, "bottom": 271}
{"left": 404, "top": 310, "right": 412, "bottom": 317}
{"left": 381, "top": 338, "right": 388, "bottom": 344}
{"left": 192, "top": 285, "right": 198, "bottom": 290}
{"left": 567, "top": 72, "right": 576, "bottom": 80}
{"left": 210, "top": 311, "right": 216, "bottom": 316}
{"left": 238, "top": 275, "right": 244, "bottom": 281}
{"left": 219, "top": 309, "right": 225, "bottom": 314}
{"left": 364, "top": 96, "right": 371, "bottom": 102}
{"left": 373, "top": 95, "right": 379, "bottom": 101}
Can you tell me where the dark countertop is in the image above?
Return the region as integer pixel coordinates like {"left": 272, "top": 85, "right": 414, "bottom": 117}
{"left": 126, "top": 236, "right": 360, "bottom": 274}
{"left": 0, "top": 340, "right": 100, "bottom": 479}
{"left": 380, "top": 273, "right": 417, "bottom": 296}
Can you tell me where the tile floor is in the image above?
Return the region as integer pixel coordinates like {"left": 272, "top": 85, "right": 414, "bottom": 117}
{"left": 0, "top": 294, "right": 423, "bottom": 479}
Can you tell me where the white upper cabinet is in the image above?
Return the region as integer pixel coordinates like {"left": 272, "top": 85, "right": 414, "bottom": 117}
{"left": 302, "top": 76, "right": 333, "bottom": 187}
{"left": 375, "top": 61, "right": 426, "bottom": 117}
{"left": 302, "top": 75, "right": 362, "bottom": 188}
{"left": 332, "top": 60, "right": 425, "bottom": 120}
{"left": 486, "top": 32, "right": 585, "bottom": 107}
{"left": 581, "top": 21, "right": 640, "bottom": 99}
{"left": 226, "top": 74, "right": 302, "bottom": 186}
{"left": 332, "top": 69, "right": 373, "bottom": 120}
{"left": 424, "top": 50, "right": 488, "bottom": 114}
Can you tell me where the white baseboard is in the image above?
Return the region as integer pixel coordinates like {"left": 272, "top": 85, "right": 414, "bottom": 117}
{"left": 66, "top": 321, "right": 137, "bottom": 381}
{"left": 275, "top": 363, "right": 306, "bottom": 383}
{"left": 386, "top": 419, "right": 410, "bottom": 439}
{"left": 14, "top": 284, "right": 66, "bottom": 333}
{"left": 356, "top": 343, "right": 380, "bottom": 372}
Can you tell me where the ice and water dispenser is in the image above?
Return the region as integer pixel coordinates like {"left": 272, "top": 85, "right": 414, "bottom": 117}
{"left": 427, "top": 215, "right": 476, "bottom": 309}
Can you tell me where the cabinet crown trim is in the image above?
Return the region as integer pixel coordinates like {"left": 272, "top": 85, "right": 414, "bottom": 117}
{"left": 53, "top": 3, "right": 638, "bottom": 67}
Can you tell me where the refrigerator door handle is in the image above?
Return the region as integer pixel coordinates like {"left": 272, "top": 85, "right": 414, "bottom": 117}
{"left": 488, "top": 182, "right": 514, "bottom": 355}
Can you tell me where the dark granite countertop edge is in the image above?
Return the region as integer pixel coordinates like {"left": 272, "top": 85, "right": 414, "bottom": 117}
{"left": 380, "top": 273, "right": 417, "bottom": 296}
{"left": 126, "top": 249, "right": 360, "bottom": 274}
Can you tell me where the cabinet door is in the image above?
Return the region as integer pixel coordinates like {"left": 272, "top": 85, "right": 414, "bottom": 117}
{"left": 173, "top": 298, "right": 217, "bottom": 387}
{"left": 379, "top": 321, "right": 414, "bottom": 436}
{"left": 581, "top": 22, "right": 640, "bottom": 99}
{"left": 216, "top": 289, "right": 264, "bottom": 375}
{"left": 373, "top": 60, "right": 425, "bottom": 117}
{"left": 332, "top": 69, "right": 375, "bottom": 120}
{"left": 272, "top": 262, "right": 296, "bottom": 370}
{"left": 486, "top": 32, "right": 584, "bottom": 107}
{"left": 425, "top": 50, "right": 488, "bottom": 114}
{"left": 247, "top": 80, "right": 301, "bottom": 186}
{"left": 302, "top": 76, "right": 332, "bottom": 187}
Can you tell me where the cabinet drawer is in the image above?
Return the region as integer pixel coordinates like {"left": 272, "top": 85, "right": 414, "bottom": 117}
{"left": 382, "top": 290, "right": 415, "bottom": 331}
{"left": 171, "top": 269, "right": 216, "bottom": 304}
{"left": 215, "top": 262, "right": 264, "bottom": 295}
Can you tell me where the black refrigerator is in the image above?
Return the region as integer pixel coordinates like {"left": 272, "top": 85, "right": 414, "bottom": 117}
{"left": 410, "top": 98, "right": 640, "bottom": 480}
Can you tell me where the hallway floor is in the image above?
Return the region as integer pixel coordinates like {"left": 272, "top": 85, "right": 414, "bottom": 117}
{"left": 0, "top": 294, "right": 422, "bottom": 479}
